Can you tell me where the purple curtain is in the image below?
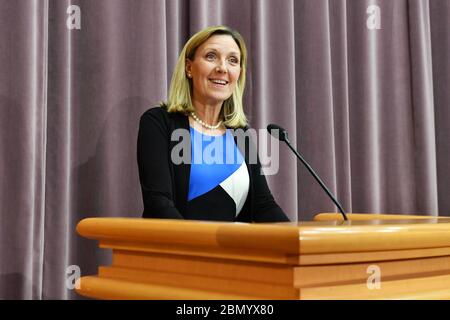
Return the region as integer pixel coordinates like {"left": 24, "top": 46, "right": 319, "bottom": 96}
{"left": 1, "top": 0, "right": 450, "bottom": 299}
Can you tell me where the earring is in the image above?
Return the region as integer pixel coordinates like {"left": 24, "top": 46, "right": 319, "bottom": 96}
{"left": 187, "top": 73, "right": 192, "bottom": 78}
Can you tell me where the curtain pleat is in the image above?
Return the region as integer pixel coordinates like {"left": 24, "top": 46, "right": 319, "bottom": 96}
{"left": 430, "top": 0, "right": 450, "bottom": 216}
{"left": 408, "top": 0, "right": 439, "bottom": 214}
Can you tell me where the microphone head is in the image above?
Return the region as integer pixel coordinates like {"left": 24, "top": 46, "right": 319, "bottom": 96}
{"left": 267, "top": 123, "right": 289, "bottom": 142}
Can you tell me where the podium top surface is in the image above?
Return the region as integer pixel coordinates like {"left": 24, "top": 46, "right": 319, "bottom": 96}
{"left": 77, "top": 213, "right": 450, "bottom": 256}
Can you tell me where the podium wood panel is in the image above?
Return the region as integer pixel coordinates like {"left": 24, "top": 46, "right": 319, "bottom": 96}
{"left": 75, "top": 213, "right": 450, "bottom": 299}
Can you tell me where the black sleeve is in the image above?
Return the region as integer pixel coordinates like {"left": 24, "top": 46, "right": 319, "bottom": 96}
{"left": 246, "top": 131, "right": 290, "bottom": 222}
{"left": 250, "top": 154, "right": 291, "bottom": 222}
{"left": 137, "top": 109, "right": 184, "bottom": 219}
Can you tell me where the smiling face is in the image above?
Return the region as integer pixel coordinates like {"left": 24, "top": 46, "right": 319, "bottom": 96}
{"left": 186, "top": 34, "right": 241, "bottom": 107}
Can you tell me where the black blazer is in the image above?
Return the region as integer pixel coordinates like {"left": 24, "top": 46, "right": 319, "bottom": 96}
{"left": 137, "top": 106, "right": 290, "bottom": 222}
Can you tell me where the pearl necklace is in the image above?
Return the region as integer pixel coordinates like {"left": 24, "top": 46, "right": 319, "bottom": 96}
{"left": 190, "top": 112, "right": 222, "bottom": 130}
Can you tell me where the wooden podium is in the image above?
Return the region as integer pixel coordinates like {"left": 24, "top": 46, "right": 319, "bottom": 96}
{"left": 75, "top": 213, "right": 450, "bottom": 299}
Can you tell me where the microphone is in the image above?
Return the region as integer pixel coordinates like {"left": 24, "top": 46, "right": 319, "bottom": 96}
{"left": 267, "top": 124, "right": 348, "bottom": 221}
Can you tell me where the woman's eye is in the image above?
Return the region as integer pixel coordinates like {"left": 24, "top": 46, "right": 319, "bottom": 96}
{"left": 229, "top": 57, "right": 239, "bottom": 64}
{"left": 206, "top": 53, "right": 216, "bottom": 60}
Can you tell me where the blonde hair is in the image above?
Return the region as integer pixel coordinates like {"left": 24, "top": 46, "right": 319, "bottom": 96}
{"left": 164, "top": 25, "right": 248, "bottom": 128}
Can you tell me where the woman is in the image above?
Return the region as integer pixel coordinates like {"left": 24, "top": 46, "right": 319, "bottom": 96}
{"left": 137, "top": 25, "right": 289, "bottom": 222}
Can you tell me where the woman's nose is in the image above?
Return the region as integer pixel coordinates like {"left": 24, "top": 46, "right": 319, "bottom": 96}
{"left": 215, "top": 60, "right": 227, "bottom": 73}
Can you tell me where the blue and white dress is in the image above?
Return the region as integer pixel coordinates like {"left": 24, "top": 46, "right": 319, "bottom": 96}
{"left": 186, "top": 127, "right": 250, "bottom": 221}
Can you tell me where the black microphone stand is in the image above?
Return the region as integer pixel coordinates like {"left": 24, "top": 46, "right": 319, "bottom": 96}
{"left": 267, "top": 124, "right": 348, "bottom": 221}
{"left": 283, "top": 137, "right": 348, "bottom": 221}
